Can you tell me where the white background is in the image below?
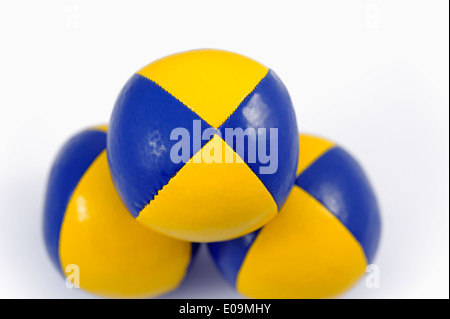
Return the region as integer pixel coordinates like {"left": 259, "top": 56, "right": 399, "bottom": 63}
{"left": 0, "top": 0, "right": 448, "bottom": 299}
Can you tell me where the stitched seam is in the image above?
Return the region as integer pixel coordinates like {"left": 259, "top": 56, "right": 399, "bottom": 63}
{"left": 217, "top": 68, "right": 270, "bottom": 130}
{"left": 296, "top": 146, "right": 337, "bottom": 180}
{"left": 297, "top": 184, "right": 369, "bottom": 264}
{"left": 238, "top": 156, "right": 279, "bottom": 210}
{"left": 138, "top": 134, "right": 216, "bottom": 213}
{"left": 136, "top": 73, "right": 216, "bottom": 129}
{"left": 131, "top": 73, "right": 217, "bottom": 213}
{"left": 215, "top": 135, "right": 278, "bottom": 211}
{"left": 218, "top": 134, "right": 277, "bottom": 204}
{"left": 216, "top": 70, "right": 278, "bottom": 208}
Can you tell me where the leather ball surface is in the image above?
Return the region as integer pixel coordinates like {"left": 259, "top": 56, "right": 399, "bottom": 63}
{"left": 43, "top": 126, "right": 197, "bottom": 298}
{"left": 107, "top": 49, "right": 299, "bottom": 242}
{"left": 208, "top": 134, "right": 381, "bottom": 298}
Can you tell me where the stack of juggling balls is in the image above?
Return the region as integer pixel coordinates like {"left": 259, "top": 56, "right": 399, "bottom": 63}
{"left": 44, "top": 49, "right": 381, "bottom": 298}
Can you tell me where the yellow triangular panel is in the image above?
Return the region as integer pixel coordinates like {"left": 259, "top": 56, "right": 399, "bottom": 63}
{"left": 137, "top": 135, "right": 278, "bottom": 242}
{"left": 137, "top": 49, "right": 269, "bottom": 128}
{"left": 237, "top": 186, "right": 367, "bottom": 299}
{"left": 59, "top": 151, "right": 191, "bottom": 298}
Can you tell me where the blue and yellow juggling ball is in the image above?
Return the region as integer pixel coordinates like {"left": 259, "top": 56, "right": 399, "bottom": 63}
{"left": 107, "top": 49, "right": 299, "bottom": 242}
{"left": 208, "top": 134, "right": 381, "bottom": 298}
{"left": 43, "top": 126, "right": 197, "bottom": 298}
